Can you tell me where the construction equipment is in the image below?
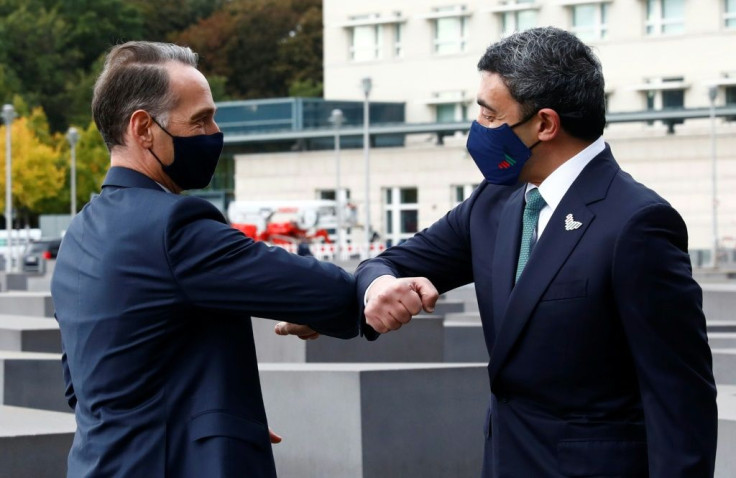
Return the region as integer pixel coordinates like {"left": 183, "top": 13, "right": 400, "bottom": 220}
{"left": 226, "top": 200, "right": 357, "bottom": 245}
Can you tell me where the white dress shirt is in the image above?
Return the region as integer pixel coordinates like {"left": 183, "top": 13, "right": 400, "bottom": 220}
{"left": 526, "top": 136, "right": 605, "bottom": 241}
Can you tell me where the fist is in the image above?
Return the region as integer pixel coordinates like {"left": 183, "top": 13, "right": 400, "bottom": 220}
{"left": 364, "top": 276, "right": 439, "bottom": 334}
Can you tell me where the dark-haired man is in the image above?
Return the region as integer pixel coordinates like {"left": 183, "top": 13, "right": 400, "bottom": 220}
{"left": 51, "top": 41, "right": 361, "bottom": 477}
{"left": 354, "top": 27, "right": 717, "bottom": 476}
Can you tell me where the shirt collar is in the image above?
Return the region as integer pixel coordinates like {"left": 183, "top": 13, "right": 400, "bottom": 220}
{"left": 155, "top": 182, "right": 172, "bottom": 193}
{"left": 525, "top": 136, "right": 605, "bottom": 209}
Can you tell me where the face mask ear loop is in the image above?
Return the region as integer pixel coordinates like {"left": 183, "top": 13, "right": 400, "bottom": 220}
{"left": 510, "top": 110, "right": 538, "bottom": 129}
{"left": 148, "top": 116, "right": 173, "bottom": 168}
{"left": 150, "top": 117, "right": 174, "bottom": 138}
{"left": 148, "top": 147, "right": 166, "bottom": 167}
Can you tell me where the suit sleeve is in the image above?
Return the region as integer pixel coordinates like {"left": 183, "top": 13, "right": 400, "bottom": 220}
{"left": 612, "top": 203, "right": 717, "bottom": 477}
{"left": 355, "top": 185, "right": 480, "bottom": 338}
{"left": 57, "top": 321, "right": 77, "bottom": 409}
{"left": 165, "top": 198, "right": 359, "bottom": 339}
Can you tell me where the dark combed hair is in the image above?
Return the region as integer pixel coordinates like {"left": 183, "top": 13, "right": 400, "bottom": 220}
{"left": 477, "top": 27, "right": 606, "bottom": 141}
{"left": 91, "top": 41, "right": 198, "bottom": 150}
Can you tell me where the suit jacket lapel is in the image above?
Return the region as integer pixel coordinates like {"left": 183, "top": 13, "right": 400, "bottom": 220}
{"left": 487, "top": 147, "right": 619, "bottom": 385}
{"left": 490, "top": 187, "right": 525, "bottom": 337}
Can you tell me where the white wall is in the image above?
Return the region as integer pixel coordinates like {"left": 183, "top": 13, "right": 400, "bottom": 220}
{"left": 235, "top": 120, "right": 736, "bottom": 251}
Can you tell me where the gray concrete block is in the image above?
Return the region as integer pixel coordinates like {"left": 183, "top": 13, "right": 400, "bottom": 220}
{"left": 0, "top": 292, "right": 55, "bottom": 318}
{"left": 252, "top": 318, "right": 307, "bottom": 363}
{"left": 444, "top": 311, "right": 481, "bottom": 324}
{"left": 702, "top": 283, "right": 736, "bottom": 322}
{"left": 4, "top": 274, "right": 29, "bottom": 291}
{"left": 716, "top": 385, "right": 736, "bottom": 478}
{"left": 0, "top": 315, "right": 61, "bottom": 353}
{"left": 429, "top": 299, "right": 465, "bottom": 316}
{"left": 444, "top": 322, "right": 488, "bottom": 363}
{"left": 441, "top": 284, "right": 479, "bottom": 313}
{"left": 26, "top": 275, "right": 52, "bottom": 292}
{"left": 253, "top": 316, "right": 445, "bottom": 363}
{"left": 709, "top": 333, "right": 736, "bottom": 349}
{"left": 1, "top": 351, "right": 67, "bottom": 413}
{"left": 712, "top": 349, "right": 736, "bottom": 385}
{"left": 259, "top": 363, "right": 488, "bottom": 478}
{"left": 307, "top": 316, "right": 444, "bottom": 363}
{"left": 0, "top": 405, "right": 74, "bottom": 478}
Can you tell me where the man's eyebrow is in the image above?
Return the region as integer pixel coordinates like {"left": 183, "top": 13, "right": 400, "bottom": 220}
{"left": 191, "top": 106, "right": 216, "bottom": 120}
{"left": 476, "top": 98, "right": 496, "bottom": 112}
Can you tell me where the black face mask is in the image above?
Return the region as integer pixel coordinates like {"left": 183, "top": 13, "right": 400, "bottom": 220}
{"left": 149, "top": 118, "right": 224, "bottom": 191}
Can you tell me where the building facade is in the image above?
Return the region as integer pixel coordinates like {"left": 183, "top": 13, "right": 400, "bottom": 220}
{"left": 234, "top": 0, "right": 736, "bottom": 262}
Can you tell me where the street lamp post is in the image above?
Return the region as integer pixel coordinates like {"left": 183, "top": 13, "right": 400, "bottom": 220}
{"left": 329, "top": 109, "right": 344, "bottom": 259}
{"left": 362, "top": 77, "right": 372, "bottom": 258}
{"left": 2, "top": 104, "right": 15, "bottom": 272}
{"left": 708, "top": 86, "right": 718, "bottom": 268}
{"left": 67, "top": 127, "right": 80, "bottom": 217}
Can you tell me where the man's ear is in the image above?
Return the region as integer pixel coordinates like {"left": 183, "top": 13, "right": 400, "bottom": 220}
{"left": 536, "top": 108, "right": 561, "bottom": 142}
{"left": 129, "top": 110, "right": 155, "bottom": 149}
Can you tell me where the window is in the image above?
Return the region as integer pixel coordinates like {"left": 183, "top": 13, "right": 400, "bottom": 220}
{"left": 317, "top": 189, "right": 351, "bottom": 201}
{"left": 570, "top": 3, "right": 609, "bottom": 41}
{"left": 428, "top": 91, "right": 468, "bottom": 123}
{"left": 500, "top": 0, "right": 537, "bottom": 36}
{"left": 349, "top": 16, "right": 382, "bottom": 61}
{"left": 394, "top": 23, "right": 404, "bottom": 58}
{"left": 436, "top": 103, "right": 467, "bottom": 122}
{"left": 643, "top": 77, "right": 686, "bottom": 133}
{"left": 453, "top": 184, "right": 480, "bottom": 205}
{"left": 433, "top": 7, "right": 468, "bottom": 54}
{"left": 646, "top": 0, "right": 685, "bottom": 35}
{"left": 384, "top": 187, "right": 418, "bottom": 246}
{"left": 437, "top": 104, "right": 460, "bottom": 122}
{"left": 317, "top": 189, "right": 352, "bottom": 242}
{"left": 726, "top": 85, "right": 736, "bottom": 121}
{"left": 727, "top": 0, "right": 736, "bottom": 28}
{"left": 343, "top": 14, "right": 406, "bottom": 62}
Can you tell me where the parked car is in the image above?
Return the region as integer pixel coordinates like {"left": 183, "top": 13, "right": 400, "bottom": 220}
{"left": 22, "top": 238, "right": 62, "bottom": 273}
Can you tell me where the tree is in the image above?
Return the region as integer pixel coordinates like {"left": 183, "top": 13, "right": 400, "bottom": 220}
{"left": 0, "top": 0, "right": 146, "bottom": 132}
{"left": 68, "top": 122, "right": 110, "bottom": 213}
{"left": 0, "top": 0, "right": 326, "bottom": 135}
{"left": 173, "top": 0, "right": 323, "bottom": 99}
{"left": 275, "top": 1, "right": 323, "bottom": 96}
{"left": 0, "top": 107, "right": 65, "bottom": 223}
{"left": 129, "top": 0, "right": 228, "bottom": 42}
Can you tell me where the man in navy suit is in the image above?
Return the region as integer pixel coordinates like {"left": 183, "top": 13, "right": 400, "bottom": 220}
{"left": 51, "top": 41, "right": 359, "bottom": 477}
{"left": 308, "top": 27, "right": 717, "bottom": 476}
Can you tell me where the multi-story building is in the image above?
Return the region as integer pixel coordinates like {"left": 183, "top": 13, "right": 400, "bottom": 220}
{"left": 233, "top": 0, "right": 736, "bottom": 262}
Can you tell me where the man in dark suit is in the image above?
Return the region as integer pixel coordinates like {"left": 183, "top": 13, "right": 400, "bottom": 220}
{"left": 51, "top": 41, "right": 358, "bottom": 477}
{"left": 352, "top": 27, "right": 717, "bottom": 476}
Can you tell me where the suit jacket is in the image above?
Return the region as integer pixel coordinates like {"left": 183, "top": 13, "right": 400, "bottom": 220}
{"left": 355, "top": 146, "right": 717, "bottom": 477}
{"left": 51, "top": 167, "right": 359, "bottom": 477}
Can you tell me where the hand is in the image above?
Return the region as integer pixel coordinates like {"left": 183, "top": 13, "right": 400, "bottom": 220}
{"left": 274, "top": 322, "right": 320, "bottom": 340}
{"left": 269, "top": 427, "right": 282, "bottom": 444}
{"left": 364, "top": 276, "right": 439, "bottom": 334}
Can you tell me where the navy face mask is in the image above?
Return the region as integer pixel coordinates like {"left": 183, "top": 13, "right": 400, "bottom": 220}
{"left": 466, "top": 114, "right": 539, "bottom": 186}
{"left": 149, "top": 118, "right": 224, "bottom": 191}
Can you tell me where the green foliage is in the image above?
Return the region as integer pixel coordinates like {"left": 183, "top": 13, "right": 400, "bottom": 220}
{"left": 0, "top": 107, "right": 65, "bottom": 216}
{"left": 288, "top": 79, "right": 323, "bottom": 98}
{"left": 173, "top": 0, "right": 323, "bottom": 100}
{"left": 0, "top": 0, "right": 324, "bottom": 215}
{"left": 0, "top": 0, "right": 147, "bottom": 132}
{"left": 129, "top": 0, "right": 228, "bottom": 42}
{"left": 68, "top": 121, "right": 110, "bottom": 213}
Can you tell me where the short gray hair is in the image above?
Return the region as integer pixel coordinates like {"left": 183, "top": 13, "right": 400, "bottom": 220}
{"left": 92, "top": 41, "right": 199, "bottom": 150}
{"left": 477, "top": 27, "right": 606, "bottom": 141}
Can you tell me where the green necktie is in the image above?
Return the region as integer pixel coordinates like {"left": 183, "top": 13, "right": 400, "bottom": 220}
{"left": 515, "top": 188, "right": 546, "bottom": 283}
